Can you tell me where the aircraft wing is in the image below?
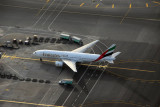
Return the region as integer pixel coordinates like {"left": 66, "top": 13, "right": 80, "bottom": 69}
{"left": 62, "top": 59, "right": 77, "bottom": 72}
{"left": 72, "top": 40, "right": 99, "bottom": 53}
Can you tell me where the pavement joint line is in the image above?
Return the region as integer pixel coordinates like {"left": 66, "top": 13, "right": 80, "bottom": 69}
{"left": 0, "top": 3, "right": 159, "bottom": 21}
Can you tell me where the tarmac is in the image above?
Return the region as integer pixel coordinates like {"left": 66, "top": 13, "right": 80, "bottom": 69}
{"left": 0, "top": 0, "right": 160, "bottom": 107}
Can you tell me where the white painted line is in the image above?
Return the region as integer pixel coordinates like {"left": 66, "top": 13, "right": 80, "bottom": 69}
{"left": 81, "top": 70, "right": 105, "bottom": 105}
{"left": 32, "top": 0, "right": 56, "bottom": 27}
{"left": 62, "top": 63, "right": 92, "bottom": 106}
{"left": 48, "top": 0, "right": 71, "bottom": 31}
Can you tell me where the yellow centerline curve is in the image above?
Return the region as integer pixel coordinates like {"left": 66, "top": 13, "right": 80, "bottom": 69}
{"left": 95, "top": 4, "right": 99, "bottom": 8}
{"left": 120, "top": 8, "right": 131, "bottom": 24}
{"left": 0, "top": 99, "right": 60, "bottom": 107}
{"left": 129, "top": 3, "right": 131, "bottom": 8}
{"left": 107, "top": 66, "right": 155, "bottom": 72}
{"left": 80, "top": 3, "right": 84, "bottom": 7}
{"left": 80, "top": 64, "right": 156, "bottom": 72}
{"left": 83, "top": 100, "right": 146, "bottom": 107}
{"left": 115, "top": 60, "right": 160, "bottom": 65}
{"left": 2, "top": 55, "right": 156, "bottom": 73}
{"left": 107, "top": 70, "right": 160, "bottom": 82}
{"left": 112, "top": 4, "right": 114, "bottom": 8}
{"left": 2, "top": 55, "right": 159, "bottom": 83}
{"left": 152, "top": 1, "right": 160, "bottom": 5}
{"left": 36, "top": 0, "right": 49, "bottom": 16}
{"left": 146, "top": 3, "right": 149, "bottom": 8}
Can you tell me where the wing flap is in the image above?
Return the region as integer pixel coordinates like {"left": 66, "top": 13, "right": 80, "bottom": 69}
{"left": 62, "top": 59, "right": 77, "bottom": 72}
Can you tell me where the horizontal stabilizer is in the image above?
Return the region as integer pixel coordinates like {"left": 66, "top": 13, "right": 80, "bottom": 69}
{"left": 111, "top": 52, "right": 121, "bottom": 58}
{"left": 108, "top": 60, "right": 114, "bottom": 64}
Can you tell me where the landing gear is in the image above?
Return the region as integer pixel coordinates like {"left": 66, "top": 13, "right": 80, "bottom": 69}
{"left": 40, "top": 58, "right": 42, "bottom": 61}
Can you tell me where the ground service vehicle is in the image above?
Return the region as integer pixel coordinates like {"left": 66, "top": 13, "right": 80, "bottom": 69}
{"left": 59, "top": 79, "right": 73, "bottom": 85}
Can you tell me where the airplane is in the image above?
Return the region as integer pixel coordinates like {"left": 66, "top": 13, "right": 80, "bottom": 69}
{"left": 33, "top": 40, "right": 121, "bottom": 72}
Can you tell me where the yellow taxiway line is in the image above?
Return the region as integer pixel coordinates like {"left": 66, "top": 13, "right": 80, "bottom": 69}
{"left": 112, "top": 4, "right": 114, "bottom": 8}
{"left": 80, "top": 3, "right": 84, "bottom": 7}
{"left": 152, "top": 1, "right": 160, "bottom": 5}
{"left": 83, "top": 100, "right": 146, "bottom": 107}
{"left": 0, "top": 99, "right": 61, "bottom": 107}
{"left": 36, "top": 0, "right": 50, "bottom": 16}
{"left": 0, "top": 3, "right": 159, "bottom": 22}
{"left": 95, "top": 4, "right": 99, "bottom": 8}
{"left": 80, "top": 64, "right": 156, "bottom": 72}
{"left": 2, "top": 55, "right": 156, "bottom": 73}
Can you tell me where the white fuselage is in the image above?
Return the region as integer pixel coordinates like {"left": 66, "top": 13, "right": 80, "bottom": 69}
{"left": 33, "top": 50, "right": 115, "bottom": 62}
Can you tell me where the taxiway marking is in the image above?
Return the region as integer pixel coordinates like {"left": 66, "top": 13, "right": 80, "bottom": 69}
{"left": 146, "top": 3, "right": 149, "bottom": 8}
{"left": 80, "top": 3, "right": 84, "bottom": 7}
{"left": 80, "top": 64, "right": 156, "bottom": 72}
{"left": 0, "top": 4, "right": 160, "bottom": 22}
{"left": 36, "top": 0, "right": 49, "bottom": 16}
{"left": 2, "top": 55, "right": 157, "bottom": 73}
{"left": 95, "top": 4, "right": 99, "bottom": 8}
{"left": 0, "top": 99, "right": 59, "bottom": 107}
{"left": 107, "top": 70, "right": 160, "bottom": 83}
{"left": 129, "top": 3, "right": 131, "bottom": 8}
{"left": 112, "top": 4, "right": 114, "bottom": 8}
{"left": 83, "top": 100, "right": 147, "bottom": 107}
{"left": 152, "top": 1, "right": 160, "bottom": 5}
{"left": 120, "top": 8, "right": 131, "bottom": 24}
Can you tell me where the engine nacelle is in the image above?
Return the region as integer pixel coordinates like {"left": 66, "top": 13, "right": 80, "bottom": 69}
{"left": 55, "top": 61, "right": 63, "bottom": 67}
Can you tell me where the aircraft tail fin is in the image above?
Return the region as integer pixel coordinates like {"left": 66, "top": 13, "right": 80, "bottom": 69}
{"left": 94, "top": 44, "right": 116, "bottom": 62}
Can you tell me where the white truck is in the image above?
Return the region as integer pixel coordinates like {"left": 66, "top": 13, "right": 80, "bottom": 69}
{"left": 59, "top": 79, "right": 73, "bottom": 85}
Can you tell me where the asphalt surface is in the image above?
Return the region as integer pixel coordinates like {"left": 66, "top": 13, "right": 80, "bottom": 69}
{"left": 0, "top": 0, "right": 160, "bottom": 107}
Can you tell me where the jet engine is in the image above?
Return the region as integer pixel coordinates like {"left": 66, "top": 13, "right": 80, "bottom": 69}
{"left": 55, "top": 61, "right": 63, "bottom": 67}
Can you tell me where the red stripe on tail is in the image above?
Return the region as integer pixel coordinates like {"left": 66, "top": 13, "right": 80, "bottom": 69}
{"left": 94, "top": 50, "right": 109, "bottom": 62}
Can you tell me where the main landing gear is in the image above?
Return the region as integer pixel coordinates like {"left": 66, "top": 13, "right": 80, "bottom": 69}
{"left": 40, "top": 58, "right": 42, "bottom": 61}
